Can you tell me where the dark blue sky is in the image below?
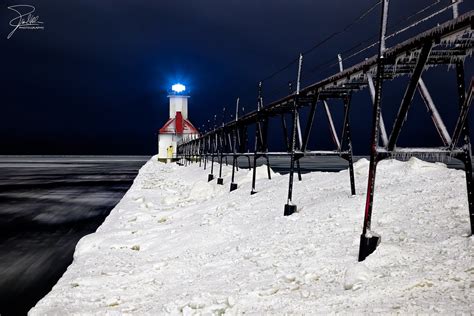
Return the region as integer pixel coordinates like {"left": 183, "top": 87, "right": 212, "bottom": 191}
{"left": 1, "top": 0, "right": 473, "bottom": 154}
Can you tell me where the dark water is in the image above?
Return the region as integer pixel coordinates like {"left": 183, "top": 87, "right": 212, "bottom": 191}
{"left": 0, "top": 156, "right": 148, "bottom": 316}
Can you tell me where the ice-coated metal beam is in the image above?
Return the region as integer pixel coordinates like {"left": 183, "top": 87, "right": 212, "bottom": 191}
{"left": 323, "top": 100, "right": 341, "bottom": 150}
{"left": 452, "top": 78, "right": 474, "bottom": 149}
{"left": 388, "top": 42, "right": 432, "bottom": 151}
{"left": 301, "top": 97, "right": 318, "bottom": 152}
{"left": 418, "top": 78, "right": 452, "bottom": 146}
{"left": 367, "top": 73, "right": 389, "bottom": 147}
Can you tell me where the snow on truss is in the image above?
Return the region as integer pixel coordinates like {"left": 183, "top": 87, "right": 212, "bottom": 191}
{"left": 30, "top": 157, "right": 473, "bottom": 314}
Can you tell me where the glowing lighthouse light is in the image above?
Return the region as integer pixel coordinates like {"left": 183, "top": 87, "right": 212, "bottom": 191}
{"left": 172, "top": 83, "right": 186, "bottom": 93}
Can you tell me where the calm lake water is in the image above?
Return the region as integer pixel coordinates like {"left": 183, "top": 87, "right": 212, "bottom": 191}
{"left": 0, "top": 156, "right": 148, "bottom": 316}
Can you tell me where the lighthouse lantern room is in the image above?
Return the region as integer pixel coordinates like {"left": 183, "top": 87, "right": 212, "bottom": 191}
{"left": 158, "top": 84, "right": 199, "bottom": 162}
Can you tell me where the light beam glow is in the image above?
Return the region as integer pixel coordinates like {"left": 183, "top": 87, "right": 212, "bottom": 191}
{"left": 172, "top": 83, "right": 186, "bottom": 93}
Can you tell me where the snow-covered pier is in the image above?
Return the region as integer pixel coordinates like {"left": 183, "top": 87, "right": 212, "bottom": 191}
{"left": 30, "top": 157, "right": 473, "bottom": 314}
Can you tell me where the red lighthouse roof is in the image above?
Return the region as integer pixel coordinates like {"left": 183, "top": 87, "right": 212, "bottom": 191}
{"left": 159, "top": 111, "right": 199, "bottom": 134}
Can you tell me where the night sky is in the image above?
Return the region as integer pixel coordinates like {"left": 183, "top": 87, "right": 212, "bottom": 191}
{"left": 1, "top": 0, "right": 473, "bottom": 155}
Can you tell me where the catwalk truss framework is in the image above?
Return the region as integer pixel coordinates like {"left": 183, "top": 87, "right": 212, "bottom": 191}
{"left": 177, "top": 5, "right": 474, "bottom": 261}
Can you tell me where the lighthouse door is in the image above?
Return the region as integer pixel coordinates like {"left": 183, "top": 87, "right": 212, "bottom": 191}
{"left": 167, "top": 145, "right": 173, "bottom": 159}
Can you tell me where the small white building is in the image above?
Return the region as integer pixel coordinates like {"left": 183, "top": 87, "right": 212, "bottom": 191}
{"left": 158, "top": 84, "right": 199, "bottom": 162}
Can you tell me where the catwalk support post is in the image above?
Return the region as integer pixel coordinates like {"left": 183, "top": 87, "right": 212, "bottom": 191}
{"left": 208, "top": 133, "right": 216, "bottom": 182}
{"left": 358, "top": 0, "right": 389, "bottom": 261}
{"left": 455, "top": 63, "right": 474, "bottom": 235}
{"left": 284, "top": 53, "right": 303, "bottom": 216}
{"left": 217, "top": 107, "right": 226, "bottom": 185}
{"left": 341, "top": 95, "right": 356, "bottom": 196}
{"left": 230, "top": 98, "right": 240, "bottom": 192}
{"left": 251, "top": 82, "right": 264, "bottom": 195}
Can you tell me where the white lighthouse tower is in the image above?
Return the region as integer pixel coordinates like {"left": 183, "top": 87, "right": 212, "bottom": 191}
{"left": 158, "top": 84, "right": 199, "bottom": 162}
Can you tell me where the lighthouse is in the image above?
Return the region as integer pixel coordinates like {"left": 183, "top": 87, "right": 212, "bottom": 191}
{"left": 158, "top": 84, "right": 199, "bottom": 162}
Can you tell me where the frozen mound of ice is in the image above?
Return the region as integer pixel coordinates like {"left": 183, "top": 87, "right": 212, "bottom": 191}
{"left": 404, "top": 157, "right": 443, "bottom": 171}
{"left": 243, "top": 164, "right": 276, "bottom": 182}
{"left": 188, "top": 180, "right": 214, "bottom": 201}
{"left": 162, "top": 194, "right": 181, "bottom": 206}
{"left": 343, "top": 263, "right": 374, "bottom": 290}
{"left": 353, "top": 158, "right": 369, "bottom": 175}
